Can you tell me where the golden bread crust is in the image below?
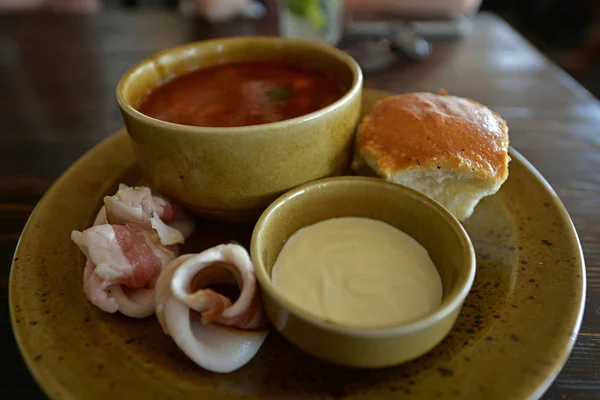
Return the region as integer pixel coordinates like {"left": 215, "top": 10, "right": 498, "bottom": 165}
{"left": 356, "top": 93, "right": 510, "bottom": 181}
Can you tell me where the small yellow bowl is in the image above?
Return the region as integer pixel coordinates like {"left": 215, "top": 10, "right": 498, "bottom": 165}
{"left": 251, "top": 176, "right": 476, "bottom": 368}
{"left": 116, "top": 37, "right": 362, "bottom": 222}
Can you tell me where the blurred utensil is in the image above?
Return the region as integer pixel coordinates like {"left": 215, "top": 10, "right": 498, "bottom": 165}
{"left": 342, "top": 38, "right": 396, "bottom": 73}
{"left": 342, "top": 26, "right": 431, "bottom": 73}
{"left": 390, "top": 22, "right": 432, "bottom": 61}
{"left": 342, "top": 15, "right": 472, "bottom": 73}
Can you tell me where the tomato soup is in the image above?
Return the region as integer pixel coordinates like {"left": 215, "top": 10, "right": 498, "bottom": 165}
{"left": 138, "top": 61, "right": 345, "bottom": 128}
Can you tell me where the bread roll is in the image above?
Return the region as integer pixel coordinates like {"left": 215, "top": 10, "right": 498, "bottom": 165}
{"left": 353, "top": 92, "right": 510, "bottom": 221}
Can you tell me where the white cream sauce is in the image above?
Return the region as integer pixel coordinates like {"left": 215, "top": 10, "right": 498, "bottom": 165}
{"left": 271, "top": 217, "right": 443, "bottom": 327}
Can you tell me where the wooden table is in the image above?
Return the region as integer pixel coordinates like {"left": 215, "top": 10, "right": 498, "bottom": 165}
{"left": 1, "top": 10, "right": 598, "bottom": 400}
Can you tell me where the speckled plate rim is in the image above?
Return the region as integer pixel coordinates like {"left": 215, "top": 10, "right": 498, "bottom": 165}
{"left": 9, "top": 132, "right": 131, "bottom": 400}
{"left": 9, "top": 89, "right": 586, "bottom": 400}
{"left": 503, "top": 146, "right": 586, "bottom": 399}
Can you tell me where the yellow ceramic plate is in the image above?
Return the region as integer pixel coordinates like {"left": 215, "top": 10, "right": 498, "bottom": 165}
{"left": 10, "top": 90, "right": 585, "bottom": 400}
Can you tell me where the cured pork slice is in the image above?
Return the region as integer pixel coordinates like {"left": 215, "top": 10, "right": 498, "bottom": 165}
{"left": 104, "top": 184, "right": 195, "bottom": 245}
{"left": 155, "top": 244, "right": 268, "bottom": 373}
{"left": 72, "top": 223, "right": 176, "bottom": 317}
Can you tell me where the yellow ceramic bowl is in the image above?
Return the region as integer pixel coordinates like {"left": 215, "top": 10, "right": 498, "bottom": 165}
{"left": 251, "top": 177, "right": 476, "bottom": 368}
{"left": 116, "top": 37, "right": 362, "bottom": 222}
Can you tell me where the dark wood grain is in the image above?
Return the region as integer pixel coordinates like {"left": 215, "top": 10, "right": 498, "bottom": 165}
{"left": 1, "top": 10, "right": 598, "bottom": 400}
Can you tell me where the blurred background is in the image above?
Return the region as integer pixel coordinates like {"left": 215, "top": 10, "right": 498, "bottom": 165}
{"left": 1, "top": 0, "right": 598, "bottom": 97}
{"left": 483, "top": 0, "right": 600, "bottom": 98}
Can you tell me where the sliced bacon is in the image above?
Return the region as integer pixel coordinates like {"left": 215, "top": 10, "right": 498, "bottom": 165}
{"left": 82, "top": 260, "right": 155, "bottom": 317}
{"left": 72, "top": 223, "right": 176, "bottom": 318}
{"left": 93, "top": 206, "right": 108, "bottom": 225}
{"left": 155, "top": 244, "right": 268, "bottom": 373}
{"left": 104, "top": 184, "right": 195, "bottom": 245}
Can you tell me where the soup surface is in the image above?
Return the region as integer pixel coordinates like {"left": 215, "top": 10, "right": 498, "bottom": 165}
{"left": 271, "top": 217, "right": 443, "bottom": 328}
{"left": 138, "top": 61, "right": 345, "bottom": 127}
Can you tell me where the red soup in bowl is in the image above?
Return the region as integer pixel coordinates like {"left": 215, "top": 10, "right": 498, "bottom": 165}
{"left": 138, "top": 61, "right": 345, "bottom": 128}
